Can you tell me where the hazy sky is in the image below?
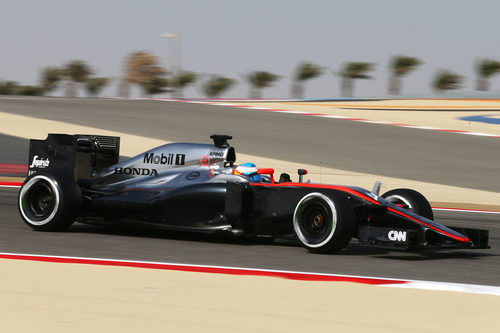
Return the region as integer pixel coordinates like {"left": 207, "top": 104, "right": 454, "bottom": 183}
{"left": 2, "top": 0, "right": 500, "bottom": 98}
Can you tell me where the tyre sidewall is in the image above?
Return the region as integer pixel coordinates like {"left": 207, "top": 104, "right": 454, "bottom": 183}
{"left": 18, "top": 172, "right": 81, "bottom": 231}
{"left": 293, "top": 192, "right": 355, "bottom": 253}
{"left": 381, "top": 188, "right": 434, "bottom": 220}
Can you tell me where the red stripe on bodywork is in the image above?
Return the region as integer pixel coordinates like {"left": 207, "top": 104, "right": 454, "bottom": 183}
{"left": 250, "top": 182, "right": 380, "bottom": 204}
{"left": 0, "top": 253, "right": 407, "bottom": 285}
{"left": 387, "top": 207, "right": 469, "bottom": 242}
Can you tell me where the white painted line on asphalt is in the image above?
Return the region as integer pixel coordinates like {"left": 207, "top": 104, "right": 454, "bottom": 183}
{"left": 384, "top": 281, "right": 500, "bottom": 296}
{"left": 321, "top": 115, "right": 351, "bottom": 119}
{"left": 1, "top": 252, "right": 499, "bottom": 296}
{"left": 463, "top": 132, "right": 500, "bottom": 137}
{"left": 0, "top": 252, "right": 407, "bottom": 285}
{"left": 433, "top": 207, "right": 500, "bottom": 215}
{"left": 411, "top": 126, "right": 441, "bottom": 130}
{"left": 359, "top": 120, "right": 392, "bottom": 124}
{"left": 8, "top": 96, "right": 498, "bottom": 138}
{"left": 178, "top": 99, "right": 500, "bottom": 139}
{"left": 244, "top": 106, "right": 272, "bottom": 110}
{"left": 274, "top": 110, "right": 307, "bottom": 114}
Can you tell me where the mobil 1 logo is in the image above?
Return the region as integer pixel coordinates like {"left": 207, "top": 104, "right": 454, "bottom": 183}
{"left": 143, "top": 153, "right": 186, "bottom": 166}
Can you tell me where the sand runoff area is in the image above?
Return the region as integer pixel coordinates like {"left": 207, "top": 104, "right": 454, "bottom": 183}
{"left": 1, "top": 258, "right": 499, "bottom": 333}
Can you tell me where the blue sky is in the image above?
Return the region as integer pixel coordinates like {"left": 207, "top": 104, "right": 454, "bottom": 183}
{"left": 2, "top": 0, "right": 500, "bottom": 98}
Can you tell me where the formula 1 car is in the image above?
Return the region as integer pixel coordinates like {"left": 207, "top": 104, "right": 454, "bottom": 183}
{"left": 18, "top": 133, "right": 489, "bottom": 253}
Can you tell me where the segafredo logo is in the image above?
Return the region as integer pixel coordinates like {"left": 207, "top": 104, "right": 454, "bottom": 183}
{"left": 143, "top": 153, "right": 185, "bottom": 165}
{"left": 29, "top": 155, "right": 50, "bottom": 168}
{"left": 388, "top": 230, "right": 407, "bottom": 242}
{"left": 114, "top": 167, "right": 158, "bottom": 176}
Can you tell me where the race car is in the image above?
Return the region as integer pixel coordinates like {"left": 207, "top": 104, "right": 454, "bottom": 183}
{"left": 18, "top": 133, "right": 489, "bottom": 253}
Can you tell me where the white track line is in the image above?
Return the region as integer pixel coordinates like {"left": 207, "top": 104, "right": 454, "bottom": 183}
{"left": 433, "top": 207, "right": 500, "bottom": 214}
{"left": 166, "top": 99, "right": 500, "bottom": 139}
{"left": 0, "top": 252, "right": 499, "bottom": 296}
{"left": 16, "top": 96, "right": 500, "bottom": 138}
{"left": 384, "top": 281, "right": 500, "bottom": 296}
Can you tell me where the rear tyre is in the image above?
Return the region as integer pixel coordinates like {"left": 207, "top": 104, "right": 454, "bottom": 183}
{"left": 18, "top": 173, "right": 81, "bottom": 231}
{"left": 381, "top": 188, "right": 433, "bottom": 220}
{"left": 293, "top": 192, "right": 355, "bottom": 253}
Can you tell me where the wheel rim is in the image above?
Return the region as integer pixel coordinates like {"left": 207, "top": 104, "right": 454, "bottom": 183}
{"left": 300, "top": 204, "right": 328, "bottom": 238}
{"left": 28, "top": 182, "right": 55, "bottom": 217}
{"left": 293, "top": 193, "right": 337, "bottom": 248}
{"left": 384, "top": 194, "right": 414, "bottom": 211}
{"left": 19, "top": 175, "right": 60, "bottom": 225}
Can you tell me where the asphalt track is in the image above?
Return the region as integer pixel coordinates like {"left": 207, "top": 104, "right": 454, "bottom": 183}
{"left": 1, "top": 187, "right": 499, "bottom": 285}
{"left": 1, "top": 98, "right": 499, "bottom": 286}
{"left": 0, "top": 133, "right": 27, "bottom": 164}
{"left": 1, "top": 97, "right": 500, "bottom": 192}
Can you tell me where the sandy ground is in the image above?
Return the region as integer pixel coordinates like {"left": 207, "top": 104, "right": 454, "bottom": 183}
{"left": 0, "top": 176, "right": 24, "bottom": 183}
{"left": 2, "top": 109, "right": 500, "bottom": 209}
{"left": 1, "top": 259, "right": 499, "bottom": 333}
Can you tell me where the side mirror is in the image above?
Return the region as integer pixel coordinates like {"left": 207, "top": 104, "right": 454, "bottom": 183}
{"left": 298, "top": 169, "right": 308, "bottom": 183}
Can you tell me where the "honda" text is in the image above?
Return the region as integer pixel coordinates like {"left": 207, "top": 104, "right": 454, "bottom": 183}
{"left": 114, "top": 167, "right": 158, "bottom": 176}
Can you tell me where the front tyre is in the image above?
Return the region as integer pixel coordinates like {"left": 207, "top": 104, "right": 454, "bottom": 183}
{"left": 381, "top": 188, "right": 433, "bottom": 220}
{"left": 293, "top": 192, "right": 355, "bottom": 253}
{"left": 18, "top": 173, "right": 81, "bottom": 231}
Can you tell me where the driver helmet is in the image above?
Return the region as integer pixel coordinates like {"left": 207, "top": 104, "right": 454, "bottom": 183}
{"left": 233, "top": 163, "right": 262, "bottom": 182}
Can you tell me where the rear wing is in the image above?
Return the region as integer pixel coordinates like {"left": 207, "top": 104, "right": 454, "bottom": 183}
{"left": 28, "top": 134, "right": 120, "bottom": 182}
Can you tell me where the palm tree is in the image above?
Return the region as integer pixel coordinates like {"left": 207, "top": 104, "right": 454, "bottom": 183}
{"left": 140, "top": 76, "right": 169, "bottom": 96}
{"left": 432, "top": 70, "right": 463, "bottom": 92}
{"left": 0, "top": 81, "right": 19, "bottom": 95}
{"left": 85, "top": 77, "right": 110, "bottom": 97}
{"left": 17, "top": 86, "right": 43, "bottom": 96}
{"left": 246, "top": 71, "right": 280, "bottom": 98}
{"left": 388, "top": 56, "right": 421, "bottom": 95}
{"left": 63, "top": 60, "right": 92, "bottom": 97}
{"left": 40, "top": 67, "right": 62, "bottom": 95}
{"left": 202, "top": 75, "right": 235, "bottom": 98}
{"left": 291, "top": 62, "right": 322, "bottom": 99}
{"left": 476, "top": 59, "right": 500, "bottom": 91}
{"left": 119, "top": 51, "right": 166, "bottom": 97}
{"left": 171, "top": 71, "right": 197, "bottom": 98}
{"left": 339, "top": 62, "right": 374, "bottom": 97}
